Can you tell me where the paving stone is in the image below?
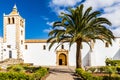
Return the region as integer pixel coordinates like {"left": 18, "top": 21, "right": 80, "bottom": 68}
{"left": 46, "top": 66, "right": 78, "bottom": 80}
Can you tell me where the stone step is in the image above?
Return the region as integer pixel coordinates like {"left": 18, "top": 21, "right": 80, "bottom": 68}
{"left": 0, "top": 58, "right": 24, "bottom": 68}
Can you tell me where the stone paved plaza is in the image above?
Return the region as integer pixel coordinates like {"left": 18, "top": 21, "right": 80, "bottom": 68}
{"left": 46, "top": 66, "right": 80, "bottom": 80}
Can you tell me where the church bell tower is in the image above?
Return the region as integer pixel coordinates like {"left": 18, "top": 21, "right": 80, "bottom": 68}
{"left": 3, "top": 4, "right": 25, "bottom": 59}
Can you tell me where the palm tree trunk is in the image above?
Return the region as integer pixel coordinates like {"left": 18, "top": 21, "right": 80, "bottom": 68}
{"left": 76, "top": 40, "right": 82, "bottom": 68}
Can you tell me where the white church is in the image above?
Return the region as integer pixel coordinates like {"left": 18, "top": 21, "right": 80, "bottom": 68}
{"left": 0, "top": 5, "right": 120, "bottom": 67}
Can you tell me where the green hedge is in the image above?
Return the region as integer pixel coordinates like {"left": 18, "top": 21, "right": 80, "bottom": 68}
{"left": 76, "top": 68, "right": 103, "bottom": 80}
{"left": 0, "top": 72, "right": 34, "bottom": 80}
{"left": 76, "top": 68, "right": 120, "bottom": 80}
{"left": 33, "top": 67, "right": 48, "bottom": 80}
{"left": 105, "top": 58, "right": 120, "bottom": 66}
{"left": 87, "top": 66, "right": 116, "bottom": 74}
{"left": 7, "top": 65, "right": 25, "bottom": 72}
{"left": 2, "top": 65, "right": 49, "bottom": 80}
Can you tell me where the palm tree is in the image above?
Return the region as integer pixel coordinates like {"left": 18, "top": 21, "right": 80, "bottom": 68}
{"left": 47, "top": 4, "right": 114, "bottom": 68}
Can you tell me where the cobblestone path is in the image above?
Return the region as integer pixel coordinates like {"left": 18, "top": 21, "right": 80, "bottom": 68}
{"left": 46, "top": 66, "right": 80, "bottom": 80}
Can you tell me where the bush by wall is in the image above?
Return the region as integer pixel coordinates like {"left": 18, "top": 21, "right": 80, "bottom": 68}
{"left": 0, "top": 72, "right": 34, "bottom": 80}
{"left": 105, "top": 58, "right": 120, "bottom": 66}
{"left": 2, "top": 65, "right": 49, "bottom": 80}
{"left": 7, "top": 65, "right": 25, "bottom": 72}
{"left": 76, "top": 68, "right": 120, "bottom": 80}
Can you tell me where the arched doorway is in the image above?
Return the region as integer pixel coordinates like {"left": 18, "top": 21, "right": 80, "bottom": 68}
{"left": 56, "top": 49, "right": 68, "bottom": 66}
{"left": 59, "top": 53, "right": 67, "bottom": 65}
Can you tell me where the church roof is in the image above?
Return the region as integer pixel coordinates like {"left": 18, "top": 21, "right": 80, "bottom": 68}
{"left": 9, "top": 4, "right": 19, "bottom": 15}
{"left": 25, "top": 39, "right": 47, "bottom": 43}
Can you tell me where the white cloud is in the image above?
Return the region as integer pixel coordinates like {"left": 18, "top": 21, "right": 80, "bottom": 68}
{"left": 55, "top": 26, "right": 65, "bottom": 30}
{"left": 44, "top": 21, "right": 54, "bottom": 33}
{"left": 112, "top": 27, "right": 120, "bottom": 37}
{"left": 49, "top": 0, "right": 82, "bottom": 15}
{"left": 46, "top": 21, "right": 54, "bottom": 26}
{"left": 43, "top": 27, "right": 52, "bottom": 33}
{"left": 101, "top": 9, "right": 120, "bottom": 27}
{"left": 50, "top": 0, "right": 81, "bottom": 7}
{"left": 56, "top": 9, "right": 69, "bottom": 15}
{"left": 49, "top": 0, "right": 120, "bottom": 37}
{"left": 83, "top": 0, "right": 120, "bottom": 11}
{"left": 82, "top": 0, "right": 120, "bottom": 37}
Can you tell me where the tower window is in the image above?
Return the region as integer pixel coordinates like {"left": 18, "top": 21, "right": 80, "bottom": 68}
{"left": 4, "top": 49, "right": 6, "bottom": 51}
{"left": 8, "top": 18, "right": 10, "bottom": 24}
{"left": 12, "top": 17, "right": 15, "bottom": 24}
{"left": 43, "top": 45, "right": 46, "bottom": 50}
{"left": 9, "top": 51, "right": 12, "bottom": 58}
{"left": 21, "top": 40, "right": 23, "bottom": 44}
{"left": 61, "top": 45, "right": 64, "bottom": 49}
{"left": 25, "top": 45, "right": 28, "bottom": 49}
{"left": 21, "top": 30, "right": 23, "bottom": 35}
{"left": 7, "top": 45, "right": 11, "bottom": 48}
{"left": 22, "top": 21, "right": 24, "bottom": 27}
{"left": 20, "top": 20, "right": 24, "bottom": 27}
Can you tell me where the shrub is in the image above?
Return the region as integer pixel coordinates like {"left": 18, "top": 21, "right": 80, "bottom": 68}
{"left": 24, "top": 66, "right": 42, "bottom": 73}
{"left": 7, "top": 65, "right": 25, "bottom": 72}
{"left": 76, "top": 68, "right": 120, "bottom": 80}
{"left": 76, "top": 68, "right": 94, "bottom": 80}
{"left": 98, "top": 66, "right": 106, "bottom": 73}
{"left": 0, "top": 72, "right": 34, "bottom": 80}
{"left": 102, "top": 75, "right": 120, "bottom": 80}
{"left": 105, "top": 58, "right": 111, "bottom": 66}
{"left": 5, "top": 65, "right": 49, "bottom": 80}
{"left": 116, "top": 66, "right": 120, "bottom": 74}
{"left": 105, "top": 58, "right": 120, "bottom": 66}
{"left": 33, "top": 67, "right": 48, "bottom": 79}
{"left": 87, "top": 67, "right": 96, "bottom": 73}
{"left": 104, "top": 66, "right": 116, "bottom": 74}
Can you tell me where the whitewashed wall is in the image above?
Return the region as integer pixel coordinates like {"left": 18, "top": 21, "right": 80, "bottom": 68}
{"left": 23, "top": 43, "right": 56, "bottom": 66}
{"left": 23, "top": 42, "right": 90, "bottom": 66}
{"left": 6, "top": 24, "right": 16, "bottom": 46}
{"left": 90, "top": 38, "right": 120, "bottom": 66}
{"left": 23, "top": 38, "right": 120, "bottom": 67}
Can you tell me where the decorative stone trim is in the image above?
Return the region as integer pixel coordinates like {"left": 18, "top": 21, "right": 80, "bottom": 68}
{"left": 56, "top": 49, "right": 69, "bottom": 66}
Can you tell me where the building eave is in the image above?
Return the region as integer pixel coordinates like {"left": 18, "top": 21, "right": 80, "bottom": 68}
{"left": 25, "top": 39, "right": 47, "bottom": 43}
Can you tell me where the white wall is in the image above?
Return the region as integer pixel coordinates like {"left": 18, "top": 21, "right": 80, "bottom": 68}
{"left": 23, "top": 38, "right": 120, "bottom": 67}
{"left": 6, "top": 24, "right": 16, "bottom": 47}
{"left": 90, "top": 38, "right": 120, "bottom": 66}
{"left": 23, "top": 43, "right": 56, "bottom": 66}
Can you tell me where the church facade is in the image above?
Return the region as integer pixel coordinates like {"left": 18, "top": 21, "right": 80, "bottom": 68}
{"left": 0, "top": 5, "right": 120, "bottom": 67}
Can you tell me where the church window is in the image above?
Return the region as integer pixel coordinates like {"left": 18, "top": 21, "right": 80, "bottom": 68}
{"left": 12, "top": 17, "right": 15, "bottom": 24}
{"left": 9, "top": 51, "right": 12, "bottom": 58}
{"left": 105, "top": 42, "right": 109, "bottom": 47}
{"left": 8, "top": 18, "right": 10, "bottom": 24}
{"left": 20, "top": 20, "right": 24, "bottom": 27}
{"left": 43, "top": 45, "right": 46, "bottom": 50}
{"left": 21, "top": 40, "right": 23, "bottom": 44}
{"left": 25, "top": 45, "right": 27, "bottom": 49}
{"left": 7, "top": 45, "right": 11, "bottom": 48}
{"left": 22, "top": 21, "right": 24, "bottom": 27}
{"left": 21, "top": 30, "right": 23, "bottom": 35}
{"left": 61, "top": 45, "right": 64, "bottom": 49}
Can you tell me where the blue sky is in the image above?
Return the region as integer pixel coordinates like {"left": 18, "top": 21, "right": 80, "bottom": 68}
{"left": 0, "top": 0, "right": 120, "bottom": 39}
